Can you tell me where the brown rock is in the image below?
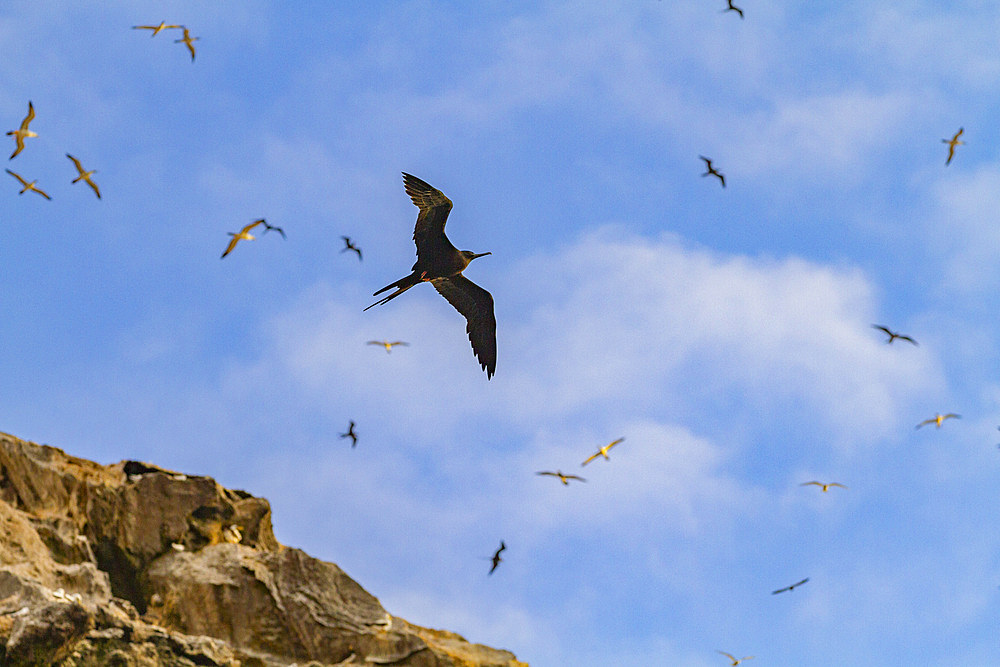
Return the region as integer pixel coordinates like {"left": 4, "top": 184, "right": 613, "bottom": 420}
{"left": 0, "top": 431, "right": 526, "bottom": 666}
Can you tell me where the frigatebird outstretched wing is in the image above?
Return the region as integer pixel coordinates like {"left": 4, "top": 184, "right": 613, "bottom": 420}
{"left": 432, "top": 274, "right": 496, "bottom": 379}
{"left": 402, "top": 172, "right": 456, "bottom": 258}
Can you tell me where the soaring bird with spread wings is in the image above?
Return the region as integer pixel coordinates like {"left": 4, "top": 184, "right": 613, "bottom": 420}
{"left": 220, "top": 219, "right": 266, "bottom": 258}
{"left": 800, "top": 481, "right": 847, "bottom": 492}
{"left": 6, "top": 101, "right": 37, "bottom": 160}
{"left": 916, "top": 413, "right": 960, "bottom": 429}
{"left": 6, "top": 169, "right": 50, "bottom": 199}
{"left": 581, "top": 438, "right": 625, "bottom": 466}
{"left": 536, "top": 471, "right": 586, "bottom": 485}
{"left": 872, "top": 324, "right": 917, "bottom": 346}
{"left": 772, "top": 577, "right": 809, "bottom": 595}
{"left": 66, "top": 154, "right": 101, "bottom": 199}
{"left": 717, "top": 652, "right": 754, "bottom": 666}
{"left": 943, "top": 127, "right": 964, "bottom": 165}
{"left": 365, "top": 173, "right": 496, "bottom": 378}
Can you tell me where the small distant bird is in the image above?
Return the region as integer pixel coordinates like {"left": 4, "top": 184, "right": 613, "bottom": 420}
{"left": 581, "top": 438, "right": 624, "bottom": 466}
{"left": 717, "top": 652, "right": 754, "bottom": 666}
{"left": 916, "top": 413, "right": 960, "bottom": 429}
{"left": 723, "top": 0, "right": 744, "bottom": 19}
{"left": 365, "top": 173, "right": 496, "bottom": 378}
{"left": 943, "top": 128, "right": 964, "bottom": 165}
{"left": 6, "top": 169, "right": 50, "bottom": 199}
{"left": 367, "top": 340, "right": 409, "bottom": 353}
{"left": 872, "top": 325, "right": 917, "bottom": 346}
{"left": 772, "top": 577, "right": 809, "bottom": 595}
{"left": 259, "top": 219, "right": 285, "bottom": 239}
{"left": 66, "top": 154, "right": 100, "bottom": 199}
{"left": 488, "top": 541, "right": 506, "bottom": 575}
{"left": 700, "top": 156, "right": 726, "bottom": 187}
{"left": 6, "top": 101, "right": 37, "bottom": 160}
{"left": 220, "top": 219, "right": 265, "bottom": 258}
{"left": 174, "top": 27, "right": 199, "bottom": 61}
{"left": 341, "top": 236, "right": 362, "bottom": 260}
{"left": 536, "top": 470, "right": 586, "bottom": 485}
{"left": 800, "top": 481, "right": 847, "bottom": 492}
{"left": 340, "top": 420, "right": 358, "bottom": 448}
{"left": 132, "top": 21, "right": 183, "bottom": 37}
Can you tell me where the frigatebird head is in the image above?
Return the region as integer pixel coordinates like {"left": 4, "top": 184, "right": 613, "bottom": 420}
{"left": 462, "top": 250, "right": 491, "bottom": 263}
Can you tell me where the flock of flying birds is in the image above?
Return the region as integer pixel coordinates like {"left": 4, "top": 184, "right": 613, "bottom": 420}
{"left": 4, "top": 10, "right": 984, "bottom": 664}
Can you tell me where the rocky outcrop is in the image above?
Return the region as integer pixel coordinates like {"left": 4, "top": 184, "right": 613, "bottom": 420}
{"left": 0, "top": 431, "right": 525, "bottom": 666}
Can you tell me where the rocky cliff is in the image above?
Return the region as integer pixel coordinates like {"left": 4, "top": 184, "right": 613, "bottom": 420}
{"left": 0, "top": 431, "right": 525, "bottom": 666}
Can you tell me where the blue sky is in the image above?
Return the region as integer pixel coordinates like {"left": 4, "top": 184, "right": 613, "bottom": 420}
{"left": 3, "top": 1, "right": 1000, "bottom": 665}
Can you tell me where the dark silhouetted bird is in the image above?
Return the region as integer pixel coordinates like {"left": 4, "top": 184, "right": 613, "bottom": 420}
{"left": 259, "top": 219, "right": 285, "bottom": 239}
{"left": 536, "top": 470, "right": 586, "bottom": 485}
{"left": 772, "top": 578, "right": 809, "bottom": 594}
{"left": 943, "top": 128, "right": 964, "bottom": 165}
{"left": 488, "top": 541, "right": 505, "bottom": 575}
{"left": 872, "top": 325, "right": 917, "bottom": 346}
{"left": 341, "top": 236, "right": 362, "bottom": 260}
{"left": 365, "top": 173, "right": 496, "bottom": 378}
{"left": 340, "top": 420, "right": 358, "bottom": 448}
{"left": 723, "top": 0, "right": 744, "bottom": 19}
{"left": 7, "top": 101, "right": 37, "bottom": 160}
{"left": 700, "top": 156, "right": 726, "bottom": 187}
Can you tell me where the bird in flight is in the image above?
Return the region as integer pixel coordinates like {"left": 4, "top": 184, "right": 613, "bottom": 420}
{"left": 66, "top": 154, "right": 101, "bottom": 199}
{"left": 6, "top": 169, "right": 50, "bottom": 199}
{"left": 717, "top": 652, "right": 754, "bottom": 666}
{"left": 175, "top": 27, "right": 199, "bottom": 61}
{"left": 536, "top": 470, "right": 586, "bottom": 485}
{"left": 6, "top": 101, "right": 37, "bottom": 160}
{"left": 220, "top": 219, "right": 266, "bottom": 258}
{"left": 699, "top": 156, "right": 726, "bottom": 187}
{"left": 772, "top": 577, "right": 809, "bottom": 595}
{"left": 340, "top": 420, "right": 358, "bottom": 448}
{"left": 942, "top": 128, "right": 964, "bottom": 165}
{"left": 581, "top": 438, "right": 625, "bottom": 466}
{"left": 367, "top": 340, "right": 408, "bottom": 353}
{"left": 488, "top": 541, "right": 505, "bottom": 575}
{"left": 341, "top": 236, "right": 362, "bottom": 260}
{"left": 800, "top": 481, "right": 847, "bottom": 492}
{"left": 871, "top": 325, "right": 917, "bottom": 346}
{"left": 259, "top": 219, "right": 285, "bottom": 239}
{"left": 723, "top": 0, "right": 744, "bottom": 19}
{"left": 916, "top": 413, "right": 960, "bottom": 429}
{"left": 132, "top": 22, "right": 182, "bottom": 37}
{"left": 365, "top": 173, "right": 496, "bottom": 378}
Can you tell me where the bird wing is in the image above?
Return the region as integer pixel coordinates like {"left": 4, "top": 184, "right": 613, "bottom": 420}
{"left": 872, "top": 324, "right": 893, "bottom": 336}
{"left": 241, "top": 219, "right": 266, "bottom": 235}
{"left": 86, "top": 177, "right": 101, "bottom": 199}
{"left": 718, "top": 652, "right": 737, "bottom": 661}
{"left": 431, "top": 274, "right": 496, "bottom": 378}
{"left": 955, "top": 127, "right": 964, "bottom": 140}
{"left": 771, "top": 585, "right": 789, "bottom": 594}
{"left": 402, "top": 172, "right": 455, "bottom": 257}
{"left": 792, "top": 578, "right": 809, "bottom": 588}
{"left": 566, "top": 475, "right": 586, "bottom": 482}
{"left": 34, "top": 185, "right": 51, "bottom": 200}
{"left": 829, "top": 483, "right": 847, "bottom": 488}
{"left": 221, "top": 235, "right": 241, "bottom": 258}
{"left": 536, "top": 471, "right": 557, "bottom": 477}
{"left": 6, "top": 169, "right": 28, "bottom": 187}
{"left": 944, "top": 413, "right": 960, "bottom": 420}
{"left": 915, "top": 418, "right": 934, "bottom": 429}
{"left": 581, "top": 451, "right": 600, "bottom": 466}
{"left": 607, "top": 437, "right": 624, "bottom": 450}
{"left": 389, "top": 341, "right": 409, "bottom": 346}
{"left": 897, "top": 334, "right": 917, "bottom": 345}
{"left": 66, "top": 154, "right": 85, "bottom": 174}
{"left": 21, "top": 101, "right": 34, "bottom": 130}
{"left": 800, "top": 481, "right": 822, "bottom": 487}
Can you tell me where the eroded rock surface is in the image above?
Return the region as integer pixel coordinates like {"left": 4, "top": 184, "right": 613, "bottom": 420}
{"left": 0, "top": 431, "right": 525, "bottom": 666}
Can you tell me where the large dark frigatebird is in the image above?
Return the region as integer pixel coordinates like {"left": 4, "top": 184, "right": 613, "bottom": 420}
{"left": 364, "top": 173, "right": 496, "bottom": 379}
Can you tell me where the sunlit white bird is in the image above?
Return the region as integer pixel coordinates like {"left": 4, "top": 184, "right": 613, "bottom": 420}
{"left": 581, "top": 438, "right": 625, "bottom": 466}
{"left": 66, "top": 154, "right": 101, "bottom": 199}
{"left": 717, "top": 651, "right": 754, "bottom": 666}
{"left": 367, "top": 340, "right": 409, "bottom": 353}
{"left": 132, "top": 22, "right": 183, "bottom": 37}
{"left": 220, "top": 219, "right": 266, "bottom": 258}
{"left": 800, "top": 481, "right": 847, "bottom": 492}
{"left": 942, "top": 127, "right": 964, "bottom": 165}
{"left": 916, "top": 413, "right": 960, "bottom": 429}
{"left": 6, "top": 101, "right": 37, "bottom": 159}
{"left": 6, "top": 169, "right": 50, "bottom": 199}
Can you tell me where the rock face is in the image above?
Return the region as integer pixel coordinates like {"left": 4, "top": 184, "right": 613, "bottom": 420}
{"left": 0, "top": 431, "right": 526, "bottom": 666}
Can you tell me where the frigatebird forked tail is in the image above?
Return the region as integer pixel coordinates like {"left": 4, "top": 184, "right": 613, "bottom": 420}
{"left": 364, "top": 172, "right": 496, "bottom": 378}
